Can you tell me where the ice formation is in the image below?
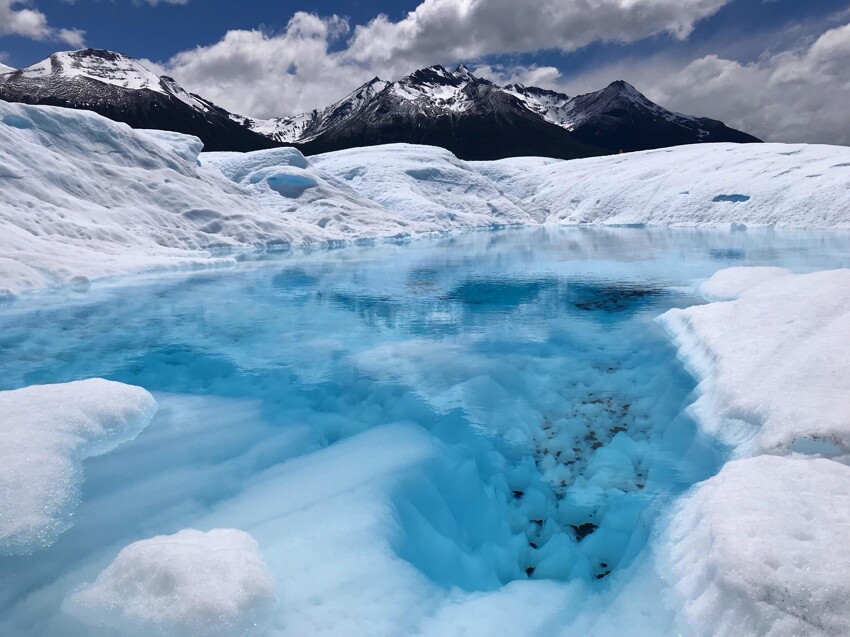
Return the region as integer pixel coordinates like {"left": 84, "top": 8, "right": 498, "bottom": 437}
{"left": 0, "top": 379, "right": 157, "bottom": 555}
{"left": 662, "top": 456, "right": 850, "bottom": 637}
{"left": 660, "top": 267, "right": 850, "bottom": 457}
{"left": 657, "top": 267, "right": 850, "bottom": 637}
{"left": 2, "top": 96, "right": 850, "bottom": 637}
{"left": 473, "top": 143, "right": 850, "bottom": 228}
{"left": 64, "top": 528, "right": 277, "bottom": 637}
{"left": 3, "top": 97, "right": 850, "bottom": 297}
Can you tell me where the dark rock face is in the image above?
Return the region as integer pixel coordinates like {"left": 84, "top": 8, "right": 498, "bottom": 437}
{"left": 566, "top": 80, "right": 761, "bottom": 152}
{"left": 0, "top": 49, "right": 280, "bottom": 152}
{"left": 297, "top": 75, "right": 605, "bottom": 161}
{"left": 1, "top": 52, "right": 760, "bottom": 158}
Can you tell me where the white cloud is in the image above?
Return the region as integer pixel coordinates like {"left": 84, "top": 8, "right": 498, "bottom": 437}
{"left": 0, "top": 0, "right": 84, "bottom": 45}
{"left": 160, "top": 0, "right": 733, "bottom": 119}
{"left": 344, "top": 0, "right": 731, "bottom": 65}
{"left": 155, "top": 1, "right": 850, "bottom": 144}
{"left": 509, "top": 21, "right": 850, "bottom": 145}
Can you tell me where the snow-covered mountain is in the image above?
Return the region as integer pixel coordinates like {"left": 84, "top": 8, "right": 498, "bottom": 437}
{"left": 0, "top": 49, "right": 277, "bottom": 152}
{"left": 0, "top": 50, "right": 759, "bottom": 158}
{"left": 239, "top": 64, "right": 759, "bottom": 158}
{"left": 0, "top": 62, "right": 15, "bottom": 74}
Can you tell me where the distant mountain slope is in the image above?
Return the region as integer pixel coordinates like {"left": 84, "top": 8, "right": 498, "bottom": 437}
{"left": 241, "top": 64, "right": 759, "bottom": 158}
{"left": 0, "top": 50, "right": 759, "bottom": 158}
{"left": 0, "top": 49, "right": 279, "bottom": 152}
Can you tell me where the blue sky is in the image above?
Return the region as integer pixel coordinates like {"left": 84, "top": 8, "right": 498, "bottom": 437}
{"left": 1, "top": 0, "right": 845, "bottom": 70}
{"left": 2, "top": 0, "right": 849, "bottom": 143}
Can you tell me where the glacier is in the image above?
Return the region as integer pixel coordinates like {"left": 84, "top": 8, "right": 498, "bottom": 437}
{"left": 2, "top": 98, "right": 850, "bottom": 296}
{"left": 1, "top": 100, "right": 850, "bottom": 637}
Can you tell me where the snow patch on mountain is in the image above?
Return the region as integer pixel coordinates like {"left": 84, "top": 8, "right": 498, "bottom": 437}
{"left": 16, "top": 49, "right": 166, "bottom": 94}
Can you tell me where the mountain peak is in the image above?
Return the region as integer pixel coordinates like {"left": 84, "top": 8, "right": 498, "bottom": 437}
{"left": 453, "top": 63, "right": 474, "bottom": 79}
{"left": 603, "top": 80, "right": 644, "bottom": 98}
{"left": 67, "top": 48, "right": 127, "bottom": 62}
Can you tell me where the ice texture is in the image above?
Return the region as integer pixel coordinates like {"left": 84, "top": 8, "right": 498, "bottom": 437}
{"left": 3, "top": 97, "right": 850, "bottom": 297}
{"left": 657, "top": 266, "right": 850, "bottom": 637}
{"left": 474, "top": 143, "right": 850, "bottom": 228}
{"left": 662, "top": 456, "right": 850, "bottom": 637}
{"left": 0, "top": 100, "right": 322, "bottom": 296}
{"left": 660, "top": 267, "right": 850, "bottom": 457}
{"left": 64, "top": 528, "right": 277, "bottom": 637}
{"left": 0, "top": 379, "right": 157, "bottom": 555}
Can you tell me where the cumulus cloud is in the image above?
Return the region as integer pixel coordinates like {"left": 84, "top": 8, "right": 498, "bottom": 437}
{"left": 160, "top": 0, "right": 732, "bottom": 118}
{"left": 345, "top": 0, "right": 730, "bottom": 65}
{"left": 503, "top": 21, "right": 850, "bottom": 145}
{"left": 0, "top": 0, "right": 84, "bottom": 45}
{"left": 158, "top": 13, "right": 371, "bottom": 118}
{"left": 155, "top": 0, "right": 850, "bottom": 144}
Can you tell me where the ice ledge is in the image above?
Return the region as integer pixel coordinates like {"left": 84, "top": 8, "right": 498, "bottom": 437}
{"left": 659, "top": 267, "right": 850, "bottom": 459}
{"left": 0, "top": 379, "right": 157, "bottom": 555}
{"left": 656, "top": 267, "right": 850, "bottom": 637}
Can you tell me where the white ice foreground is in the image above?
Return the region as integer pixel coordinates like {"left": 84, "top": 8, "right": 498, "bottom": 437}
{"left": 658, "top": 268, "right": 850, "bottom": 637}
{"left": 2, "top": 99, "right": 850, "bottom": 296}
{"left": 0, "top": 379, "right": 157, "bottom": 555}
{"left": 64, "top": 528, "right": 277, "bottom": 637}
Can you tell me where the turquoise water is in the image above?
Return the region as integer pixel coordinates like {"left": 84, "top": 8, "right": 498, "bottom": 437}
{"left": 1, "top": 227, "right": 849, "bottom": 633}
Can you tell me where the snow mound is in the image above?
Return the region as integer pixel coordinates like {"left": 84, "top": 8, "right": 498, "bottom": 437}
{"left": 660, "top": 267, "right": 850, "bottom": 457}
{"left": 662, "top": 455, "right": 850, "bottom": 637}
{"left": 0, "top": 100, "right": 320, "bottom": 296}
{"left": 0, "top": 379, "right": 157, "bottom": 555}
{"left": 310, "top": 143, "right": 535, "bottom": 227}
{"left": 475, "top": 143, "right": 850, "bottom": 228}
{"left": 65, "top": 528, "right": 276, "bottom": 637}
{"left": 202, "top": 149, "right": 414, "bottom": 240}
{"left": 656, "top": 266, "right": 850, "bottom": 637}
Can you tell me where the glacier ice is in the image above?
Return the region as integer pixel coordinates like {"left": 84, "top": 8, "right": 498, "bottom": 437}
{"left": 0, "top": 379, "right": 157, "bottom": 556}
{"left": 3, "top": 98, "right": 850, "bottom": 297}
{"left": 660, "top": 267, "right": 850, "bottom": 458}
{"left": 655, "top": 266, "right": 850, "bottom": 637}
{"left": 661, "top": 456, "right": 850, "bottom": 637}
{"left": 3, "top": 229, "right": 848, "bottom": 636}
{"left": 1, "top": 97, "right": 850, "bottom": 637}
{"left": 64, "top": 528, "right": 277, "bottom": 637}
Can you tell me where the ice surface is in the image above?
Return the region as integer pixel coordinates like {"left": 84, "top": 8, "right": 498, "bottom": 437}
{"left": 4, "top": 98, "right": 850, "bottom": 296}
{"left": 3, "top": 229, "right": 848, "bottom": 636}
{"left": 655, "top": 265, "right": 850, "bottom": 637}
{"left": 661, "top": 456, "right": 850, "bottom": 637}
{"left": 0, "top": 379, "right": 157, "bottom": 555}
{"left": 0, "top": 100, "right": 323, "bottom": 296}
{"left": 474, "top": 143, "right": 850, "bottom": 228}
{"left": 660, "top": 267, "right": 850, "bottom": 457}
{"left": 65, "top": 528, "right": 276, "bottom": 637}
{"left": 309, "top": 144, "right": 534, "bottom": 226}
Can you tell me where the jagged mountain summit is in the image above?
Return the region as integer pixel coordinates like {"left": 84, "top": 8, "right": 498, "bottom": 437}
{"left": 237, "top": 64, "right": 759, "bottom": 159}
{"left": 0, "top": 49, "right": 278, "bottom": 152}
{"left": 0, "top": 50, "right": 759, "bottom": 158}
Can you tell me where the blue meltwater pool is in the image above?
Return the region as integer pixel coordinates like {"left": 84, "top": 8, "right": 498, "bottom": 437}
{"left": 1, "top": 226, "right": 849, "bottom": 636}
